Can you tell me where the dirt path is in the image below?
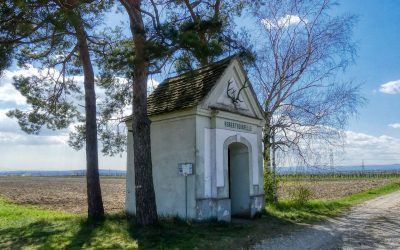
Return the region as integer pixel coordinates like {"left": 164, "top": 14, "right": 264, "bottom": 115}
{"left": 252, "top": 191, "right": 400, "bottom": 250}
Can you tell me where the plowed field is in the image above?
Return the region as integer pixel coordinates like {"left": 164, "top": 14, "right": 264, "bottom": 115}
{"left": 0, "top": 176, "right": 398, "bottom": 213}
{"left": 0, "top": 176, "right": 125, "bottom": 214}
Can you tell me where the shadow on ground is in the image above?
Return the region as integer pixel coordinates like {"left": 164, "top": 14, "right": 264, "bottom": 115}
{"left": 0, "top": 211, "right": 297, "bottom": 250}
{"left": 0, "top": 220, "right": 70, "bottom": 250}
{"left": 0, "top": 215, "right": 134, "bottom": 250}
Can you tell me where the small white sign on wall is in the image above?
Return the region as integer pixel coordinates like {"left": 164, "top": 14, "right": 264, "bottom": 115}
{"left": 179, "top": 163, "right": 194, "bottom": 175}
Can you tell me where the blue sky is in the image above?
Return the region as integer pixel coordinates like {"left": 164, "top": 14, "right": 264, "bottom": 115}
{"left": 331, "top": 0, "right": 400, "bottom": 165}
{"left": 0, "top": 1, "right": 399, "bottom": 170}
{"left": 335, "top": 0, "right": 400, "bottom": 138}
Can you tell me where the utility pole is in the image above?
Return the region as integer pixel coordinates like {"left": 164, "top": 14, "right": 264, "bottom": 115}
{"left": 329, "top": 149, "right": 335, "bottom": 174}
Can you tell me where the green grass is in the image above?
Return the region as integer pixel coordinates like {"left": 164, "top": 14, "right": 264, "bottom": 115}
{"left": 0, "top": 199, "right": 254, "bottom": 250}
{"left": 0, "top": 200, "right": 137, "bottom": 249}
{"left": 266, "top": 182, "right": 400, "bottom": 222}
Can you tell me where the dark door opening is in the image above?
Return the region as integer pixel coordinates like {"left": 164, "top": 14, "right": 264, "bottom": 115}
{"left": 228, "top": 142, "right": 250, "bottom": 217}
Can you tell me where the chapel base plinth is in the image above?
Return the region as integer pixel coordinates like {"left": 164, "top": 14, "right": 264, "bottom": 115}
{"left": 250, "top": 194, "right": 265, "bottom": 218}
{"left": 195, "top": 198, "right": 231, "bottom": 222}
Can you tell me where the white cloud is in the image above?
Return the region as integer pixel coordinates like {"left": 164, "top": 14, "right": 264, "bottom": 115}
{"left": 389, "top": 123, "right": 400, "bottom": 129}
{"left": 0, "top": 66, "right": 82, "bottom": 147}
{"left": 0, "top": 109, "right": 19, "bottom": 133}
{"left": 0, "top": 65, "right": 87, "bottom": 107}
{"left": 0, "top": 109, "right": 68, "bottom": 146}
{"left": 0, "top": 66, "right": 35, "bottom": 105}
{"left": 1, "top": 64, "right": 160, "bottom": 107}
{"left": 275, "top": 127, "right": 400, "bottom": 167}
{"left": 0, "top": 143, "right": 126, "bottom": 171}
{"left": 0, "top": 83, "right": 27, "bottom": 105}
{"left": 262, "top": 15, "right": 303, "bottom": 29}
{"left": 1, "top": 64, "right": 40, "bottom": 83}
{"left": 379, "top": 79, "right": 400, "bottom": 94}
{"left": 0, "top": 132, "right": 67, "bottom": 145}
{"left": 0, "top": 107, "right": 125, "bottom": 171}
{"left": 340, "top": 131, "right": 400, "bottom": 165}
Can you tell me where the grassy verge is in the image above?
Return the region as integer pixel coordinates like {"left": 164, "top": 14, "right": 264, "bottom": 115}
{"left": 266, "top": 182, "right": 400, "bottom": 222}
{"left": 0, "top": 199, "right": 255, "bottom": 250}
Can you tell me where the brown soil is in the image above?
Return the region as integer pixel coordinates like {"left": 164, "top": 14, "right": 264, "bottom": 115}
{"left": 0, "top": 176, "right": 125, "bottom": 214}
{"left": 278, "top": 179, "right": 397, "bottom": 200}
{"left": 0, "top": 176, "right": 397, "bottom": 214}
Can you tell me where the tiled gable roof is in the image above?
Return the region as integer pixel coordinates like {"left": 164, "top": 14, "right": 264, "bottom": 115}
{"left": 147, "top": 56, "right": 234, "bottom": 116}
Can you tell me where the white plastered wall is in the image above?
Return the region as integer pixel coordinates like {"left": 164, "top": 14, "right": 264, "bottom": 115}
{"left": 125, "top": 114, "right": 197, "bottom": 218}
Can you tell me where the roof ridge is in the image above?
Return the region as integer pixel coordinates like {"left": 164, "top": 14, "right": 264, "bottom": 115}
{"left": 161, "top": 54, "right": 238, "bottom": 84}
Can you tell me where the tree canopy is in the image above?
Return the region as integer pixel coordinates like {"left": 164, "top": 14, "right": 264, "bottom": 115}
{"left": 0, "top": 0, "right": 115, "bottom": 219}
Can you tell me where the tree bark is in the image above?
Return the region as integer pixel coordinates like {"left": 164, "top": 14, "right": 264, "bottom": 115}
{"left": 75, "top": 21, "right": 104, "bottom": 220}
{"left": 271, "top": 135, "right": 278, "bottom": 204}
{"left": 263, "top": 113, "right": 278, "bottom": 204}
{"left": 263, "top": 134, "right": 278, "bottom": 204}
{"left": 121, "top": 0, "right": 158, "bottom": 226}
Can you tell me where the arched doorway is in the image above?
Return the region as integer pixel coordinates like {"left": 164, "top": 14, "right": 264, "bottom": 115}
{"left": 228, "top": 142, "right": 250, "bottom": 217}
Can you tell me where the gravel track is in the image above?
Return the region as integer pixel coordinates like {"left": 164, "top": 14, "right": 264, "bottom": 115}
{"left": 253, "top": 190, "right": 400, "bottom": 250}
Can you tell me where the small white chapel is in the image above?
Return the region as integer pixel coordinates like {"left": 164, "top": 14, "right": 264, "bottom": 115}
{"left": 125, "top": 55, "right": 265, "bottom": 221}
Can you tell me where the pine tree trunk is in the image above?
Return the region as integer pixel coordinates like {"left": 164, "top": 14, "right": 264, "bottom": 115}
{"left": 121, "top": 0, "right": 158, "bottom": 226}
{"left": 75, "top": 22, "right": 104, "bottom": 220}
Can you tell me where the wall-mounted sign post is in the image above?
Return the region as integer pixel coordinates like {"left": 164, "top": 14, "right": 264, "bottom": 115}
{"left": 179, "top": 163, "right": 194, "bottom": 220}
